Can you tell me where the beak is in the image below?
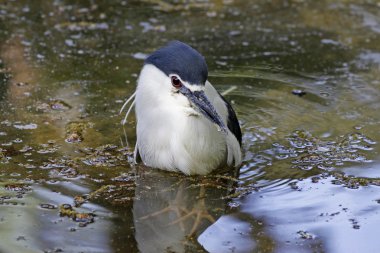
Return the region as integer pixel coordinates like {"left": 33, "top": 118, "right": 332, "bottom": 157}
{"left": 179, "top": 86, "right": 227, "bottom": 133}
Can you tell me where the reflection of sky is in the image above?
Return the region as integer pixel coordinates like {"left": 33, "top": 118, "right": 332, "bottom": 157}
{"left": 241, "top": 177, "right": 380, "bottom": 253}
{"left": 342, "top": 162, "right": 380, "bottom": 178}
{"left": 359, "top": 52, "right": 380, "bottom": 65}
{"left": 198, "top": 215, "right": 255, "bottom": 253}
{"left": 351, "top": 5, "right": 380, "bottom": 34}
{"left": 0, "top": 182, "right": 113, "bottom": 253}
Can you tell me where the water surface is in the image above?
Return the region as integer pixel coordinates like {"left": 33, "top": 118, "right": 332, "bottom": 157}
{"left": 1, "top": 1, "right": 380, "bottom": 252}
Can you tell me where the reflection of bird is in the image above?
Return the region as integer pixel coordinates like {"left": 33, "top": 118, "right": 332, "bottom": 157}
{"left": 121, "top": 41, "right": 242, "bottom": 175}
{"left": 133, "top": 170, "right": 232, "bottom": 252}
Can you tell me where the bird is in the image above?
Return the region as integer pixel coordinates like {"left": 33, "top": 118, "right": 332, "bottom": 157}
{"left": 121, "top": 41, "right": 242, "bottom": 175}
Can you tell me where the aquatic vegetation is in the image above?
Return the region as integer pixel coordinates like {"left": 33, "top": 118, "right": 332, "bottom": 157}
{"left": 331, "top": 172, "right": 380, "bottom": 189}
{"left": 0, "top": 182, "right": 31, "bottom": 206}
{"left": 73, "top": 195, "right": 88, "bottom": 207}
{"left": 59, "top": 204, "right": 95, "bottom": 226}
{"left": 3, "top": 183, "right": 31, "bottom": 193}
{"left": 81, "top": 144, "right": 131, "bottom": 167}
{"left": 88, "top": 183, "right": 135, "bottom": 205}
{"left": 0, "top": 148, "right": 10, "bottom": 163}
{"left": 36, "top": 99, "right": 72, "bottom": 112}
{"left": 37, "top": 142, "right": 60, "bottom": 154}
{"left": 65, "top": 122, "right": 93, "bottom": 143}
{"left": 278, "top": 130, "right": 375, "bottom": 171}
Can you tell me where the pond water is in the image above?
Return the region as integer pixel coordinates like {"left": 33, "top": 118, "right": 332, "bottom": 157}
{"left": 1, "top": 0, "right": 380, "bottom": 252}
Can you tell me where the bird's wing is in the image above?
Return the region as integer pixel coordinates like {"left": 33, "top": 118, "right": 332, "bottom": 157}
{"left": 134, "top": 143, "right": 141, "bottom": 164}
{"left": 219, "top": 95, "right": 242, "bottom": 146}
{"left": 205, "top": 81, "right": 242, "bottom": 167}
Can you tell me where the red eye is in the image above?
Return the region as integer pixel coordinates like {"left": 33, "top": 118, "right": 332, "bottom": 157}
{"left": 171, "top": 76, "right": 182, "bottom": 88}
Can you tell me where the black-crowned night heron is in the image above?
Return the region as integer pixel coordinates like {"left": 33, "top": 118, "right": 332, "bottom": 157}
{"left": 121, "top": 41, "right": 242, "bottom": 175}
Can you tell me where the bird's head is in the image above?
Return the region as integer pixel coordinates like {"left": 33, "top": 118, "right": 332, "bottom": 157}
{"left": 139, "top": 41, "right": 227, "bottom": 133}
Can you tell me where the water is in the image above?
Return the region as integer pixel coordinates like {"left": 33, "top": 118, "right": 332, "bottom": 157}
{"left": 1, "top": 0, "right": 380, "bottom": 252}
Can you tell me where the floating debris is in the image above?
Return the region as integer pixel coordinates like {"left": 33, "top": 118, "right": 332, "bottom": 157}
{"left": 39, "top": 160, "right": 66, "bottom": 170}
{"left": 88, "top": 183, "right": 135, "bottom": 205}
{"left": 19, "top": 145, "right": 33, "bottom": 153}
{"left": 0, "top": 151, "right": 5, "bottom": 163}
{"left": 36, "top": 99, "right": 72, "bottom": 112}
{"left": 65, "top": 133, "right": 82, "bottom": 143}
{"left": 4, "top": 183, "right": 31, "bottom": 193}
{"left": 331, "top": 172, "right": 380, "bottom": 189}
{"left": 49, "top": 99, "right": 72, "bottom": 111}
{"left": 23, "top": 163, "right": 37, "bottom": 169}
{"left": 311, "top": 176, "right": 320, "bottom": 183}
{"left": 37, "top": 143, "right": 60, "bottom": 154}
{"left": 284, "top": 130, "right": 375, "bottom": 171}
{"left": 112, "top": 172, "right": 135, "bottom": 182}
{"left": 1, "top": 183, "right": 32, "bottom": 202}
{"left": 59, "top": 167, "right": 78, "bottom": 178}
{"left": 74, "top": 195, "right": 88, "bottom": 207}
{"left": 40, "top": 203, "right": 57, "bottom": 209}
{"left": 65, "top": 122, "right": 92, "bottom": 143}
{"left": 59, "top": 204, "right": 95, "bottom": 226}
{"left": 289, "top": 181, "right": 299, "bottom": 190}
{"left": 297, "top": 230, "right": 314, "bottom": 239}
{"left": 1, "top": 142, "right": 13, "bottom": 147}
{"left": 43, "top": 247, "right": 63, "bottom": 253}
{"left": 81, "top": 144, "right": 126, "bottom": 167}
{"left": 139, "top": 21, "right": 166, "bottom": 33}
{"left": 16, "top": 82, "right": 29, "bottom": 86}
{"left": 13, "top": 123, "right": 37, "bottom": 130}
{"left": 74, "top": 212, "right": 95, "bottom": 223}
{"left": 227, "top": 201, "right": 240, "bottom": 209}
{"left": 349, "top": 218, "right": 360, "bottom": 229}
{"left": 292, "top": 89, "right": 306, "bottom": 97}
{"left": 35, "top": 102, "right": 51, "bottom": 112}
